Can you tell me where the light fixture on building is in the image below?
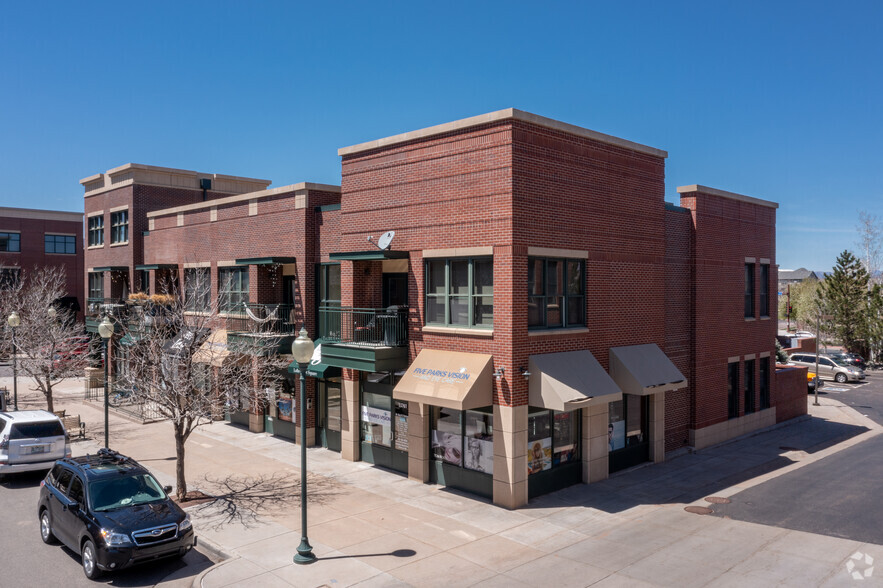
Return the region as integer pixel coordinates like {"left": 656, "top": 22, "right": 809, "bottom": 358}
{"left": 493, "top": 367, "right": 505, "bottom": 380}
{"left": 521, "top": 367, "right": 531, "bottom": 380}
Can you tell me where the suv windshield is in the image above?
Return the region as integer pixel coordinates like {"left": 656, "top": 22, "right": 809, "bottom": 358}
{"left": 10, "top": 421, "right": 64, "bottom": 438}
{"left": 89, "top": 474, "right": 167, "bottom": 511}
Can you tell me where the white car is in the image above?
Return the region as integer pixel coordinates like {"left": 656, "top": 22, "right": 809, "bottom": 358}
{"left": 0, "top": 410, "right": 71, "bottom": 480}
{"left": 793, "top": 331, "right": 814, "bottom": 338}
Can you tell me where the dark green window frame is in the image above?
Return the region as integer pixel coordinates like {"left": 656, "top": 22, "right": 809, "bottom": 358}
{"left": 430, "top": 406, "right": 494, "bottom": 474}
{"left": 424, "top": 257, "right": 493, "bottom": 328}
{"left": 110, "top": 210, "right": 128, "bottom": 244}
{"left": 219, "top": 267, "right": 249, "bottom": 313}
{"left": 184, "top": 267, "right": 211, "bottom": 312}
{"left": 88, "top": 272, "right": 103, "bottom": 299}
{"left": 528, "top": 257, "right": 585, "bottom": 329}
{"left": 744, "top": 263, "right": 755, "bottom": 318}
{"left": 45, "top": 234, "right": 75, "bottom": 254}
{"left": 759, "top": 264, "right": 770, "bottom": 318}
{"left": 0, "top": 232, "right": 21, "bottom": 252}
{"left": 527, "top": 408, "right": 581, "bottom": 474}
{"left": 744, "top": 359, "right": 756, "bottom": 414}
{"left": 87, "top": 216, "right": 104, "bottom": 247}
{"left": 727, "top": 361, "right": 740, "bottom": 419}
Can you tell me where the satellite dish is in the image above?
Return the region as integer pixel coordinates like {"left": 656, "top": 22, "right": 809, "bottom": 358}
{"left": 377, "top": 230, "right": 395, "bottom": 250}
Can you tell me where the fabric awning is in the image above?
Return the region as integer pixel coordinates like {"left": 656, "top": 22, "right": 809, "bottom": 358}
{"left": 193, "top": 329, "right": 231, "bottom": 367}
{"left": 528, "top": 350, "right": 622, "bottom": 411}
{"left": 393, "top": 349, "right": 493, "bottom": 410}
{"left": 609, "top": 344, "right": 687, "bottom": 396}
{"left": 163, "top": 327, "right": 211, "bottom": 358}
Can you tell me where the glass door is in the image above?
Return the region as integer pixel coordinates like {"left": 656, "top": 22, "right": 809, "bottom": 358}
{"left": 608, "top": 395, "right": 649, "bottom": 473}
{"left": 319, "top": 380, "right": 342, "bottom": 452}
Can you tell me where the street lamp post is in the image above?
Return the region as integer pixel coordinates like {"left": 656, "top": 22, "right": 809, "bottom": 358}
{"left": 7, "top": 311, "right": 20, "bottom": 411}
{"left": 98, "top": 315, "right": 114, "bottom": 448}
{"left": 291, "top": 326, "right": 316, "bottom": 565}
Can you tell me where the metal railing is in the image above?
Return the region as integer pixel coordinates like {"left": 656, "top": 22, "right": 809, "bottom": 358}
{"left": 86, "top": 297, "right": 127, "bottom": 318}
{"left": 226, "top": 303, "right": 297, "bottom": 335}
{"left": 319, "top": 306, "right": 408, "bottom": 347}
{"left": 85, "top": 380, "right": 165, "bottom": 423}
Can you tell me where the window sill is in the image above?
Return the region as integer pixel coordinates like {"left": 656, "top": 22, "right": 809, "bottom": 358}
{"left": 110, "top": 241, "right": 129, "bottom": 248}
{"left": 528, "top": 327, "right": 590, "bottom": 336}
{"left": 87, "top": 245, "right": 104, "bottom": 250}
{"left": 184, "top": 311, "right": 212, "bottom": 317}
{"left": 422, "top": 325, "right": 493, "bottom": 337}
{"left": 744, "top": 317, "right": 756, "bottom": 322}
{"left": 760, "top": 316, "right": 770, "bottom": 320}
{"left": 45, "top": 252, "right": 76, "bottom": 256}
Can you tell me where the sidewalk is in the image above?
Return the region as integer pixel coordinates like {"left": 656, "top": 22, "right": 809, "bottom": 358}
{"left": 6, "top": 376, "right": 883, "bottom": 587}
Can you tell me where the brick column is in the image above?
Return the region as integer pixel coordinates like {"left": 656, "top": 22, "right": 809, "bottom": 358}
{"left": 493, "top": 404, "right": 527, "bottom": 509}
{"left": 407, "top": 402, "right": 430, "bottom": 482}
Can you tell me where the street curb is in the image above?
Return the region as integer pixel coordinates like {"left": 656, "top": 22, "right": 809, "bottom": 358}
{"left": 190, "top": 555, "right": 241, "bottom": 588}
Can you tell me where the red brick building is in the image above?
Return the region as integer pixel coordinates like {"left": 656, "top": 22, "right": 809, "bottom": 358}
{"left": 82, "top": 109, "right": 805, "bottom": 509}
{"left": 0, "top": 206, "right": 84, "bottom": 319}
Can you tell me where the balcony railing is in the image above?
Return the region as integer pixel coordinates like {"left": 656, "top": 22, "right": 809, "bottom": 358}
{"left": 86, "top": 297, "right": 127, "bottom": 318}
{"left": 319, "top": 306, "right": 408, "bottom": 347}
{"left": 226, "top": 303, "right": 297, "bottom": 335}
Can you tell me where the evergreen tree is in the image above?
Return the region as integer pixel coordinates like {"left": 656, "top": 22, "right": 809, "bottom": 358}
{"left": 820, "top": 250, "right": 869, "bottom": 352}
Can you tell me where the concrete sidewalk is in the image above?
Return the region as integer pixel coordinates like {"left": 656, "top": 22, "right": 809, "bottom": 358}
{"left": 7, "top": 376, "right": 883, "bottom": 587}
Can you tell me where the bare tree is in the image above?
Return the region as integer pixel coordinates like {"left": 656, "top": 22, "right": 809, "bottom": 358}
{"left": 0, "top": 266, "right": 90, "bottom": 413}
{"left": 112, "top": 270, "right": 290, "bottom": 501}
{"left": 857, "top": 210, "right": 882, "bottom": 286}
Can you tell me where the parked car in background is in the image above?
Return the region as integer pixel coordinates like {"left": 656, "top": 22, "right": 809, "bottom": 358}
{"left": 0, "top": 410, "right": 71, "bottom": 480}
{"left": 830, "top": 352, "right": 866, "bottom": 370}
{"left": 789, "top": 353, "right": 865, "bottom": 383}
{"left": 51, "top": 335, "right": 94, "bottom": 369}
{"left": 793, "top": 331, "right": 815, "bottom": 338}
{"left": 807, "top": 371, "right": 823, "bottom": 393}
{"left": 38, "top": 448, "right": 196, "bottom": 579}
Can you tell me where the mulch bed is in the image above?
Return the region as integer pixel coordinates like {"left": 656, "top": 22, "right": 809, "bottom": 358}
{"left": 173, "top": 490, "right": 215, "bottom": 507}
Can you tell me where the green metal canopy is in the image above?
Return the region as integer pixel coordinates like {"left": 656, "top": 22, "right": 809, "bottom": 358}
{"left": 135, "top": 264, "right": 178, "bottom": 270}
{"left": 92, "top": 266, "right": 128, "bottom": 272}
{"left": 329, "top": 250, "right": 409, "bottom": 261}
{"left": 235, "top": 257, "right": 297, "bottom": 266}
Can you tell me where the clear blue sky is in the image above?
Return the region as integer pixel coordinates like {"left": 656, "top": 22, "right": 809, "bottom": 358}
{"left": 2, "top": 1, "right": 881, "bottom": 273}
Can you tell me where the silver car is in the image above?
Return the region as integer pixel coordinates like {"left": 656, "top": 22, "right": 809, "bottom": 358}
{"left": 0, "top": 410, "right": 71, "bottom": 480}
{"left": 788, "top": 353, "right": 865, "bottom": 384}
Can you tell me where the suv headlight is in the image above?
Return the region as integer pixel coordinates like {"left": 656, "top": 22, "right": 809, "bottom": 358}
{"left": 179, "top": 514, "right": 192, "bottom": 532}
{"left": 100, "top": 528, "right": 133, "bottom": 547}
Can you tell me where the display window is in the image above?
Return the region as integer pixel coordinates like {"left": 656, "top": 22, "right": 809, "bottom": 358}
{"left": 528, "top": 408, "right": 580, "bottom": 475}
{"left": 430, "top": 407, "right": 493, "bottom": 474}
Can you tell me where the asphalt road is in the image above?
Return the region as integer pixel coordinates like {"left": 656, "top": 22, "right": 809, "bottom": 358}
{"left": 711, "top": 371, "right": 883, "bottom": 544}
{"left": 0, "top": 470, "right": 216, "bottom": 587}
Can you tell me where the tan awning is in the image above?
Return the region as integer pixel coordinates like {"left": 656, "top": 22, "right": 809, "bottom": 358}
{"left": 609, "top": 344, "right": 687, "bottom": 396}
{"left": 193, "top": 329, "right": 230, "bottom": 367}
{"left": 528, "top": 350, "right": 622, "bottom": 411}
{"left": 393, "top": 349, "right": 493, "bottom": 410}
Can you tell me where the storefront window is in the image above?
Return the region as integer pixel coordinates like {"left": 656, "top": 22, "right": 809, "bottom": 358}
{"left": 608, "top": 395, "right": 647, "bottom": 452}
{"left": 528, "top": 408, "right": 580, "bottom": 474}
{"left": 430, "top": 407, "right": 494, "bottom": 474}
{"left": 361, "top": 391, "right": 392, "bottom": 447}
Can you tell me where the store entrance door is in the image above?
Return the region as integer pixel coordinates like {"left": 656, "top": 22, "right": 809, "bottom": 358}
{"left": 608, "top": 394, "right": 649, "bottom": 473}
{"left": 318, "top": 380, "right": 341, "bottom": 452}
{"left": 360, "top": 372, "right": 408, "bottom": 474}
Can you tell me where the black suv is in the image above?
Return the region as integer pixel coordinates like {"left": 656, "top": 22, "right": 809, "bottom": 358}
{"left": 37, "top": 449, "right": 196, "bottom": 579}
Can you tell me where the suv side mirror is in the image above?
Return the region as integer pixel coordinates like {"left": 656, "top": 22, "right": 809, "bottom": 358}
{"left": 163, "top": 485, "right": 173, "bottom": 494}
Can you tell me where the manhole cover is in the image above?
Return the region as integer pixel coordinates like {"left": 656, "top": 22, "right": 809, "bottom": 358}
{"left": 685, "top": 506, "right": 713, "bottom": 515}
{"left": 705, "top": 496, "right": 731, "bottom": 504}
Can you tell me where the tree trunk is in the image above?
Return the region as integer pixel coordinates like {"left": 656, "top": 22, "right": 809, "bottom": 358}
{"left": 45, "top": 382, "right": 54, "bottom": 414}
{"left": 175, "top": 429, "right": 187, "bottom": 501}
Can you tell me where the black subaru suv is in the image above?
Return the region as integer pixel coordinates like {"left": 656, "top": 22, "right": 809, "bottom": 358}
{"left": 37, "top": 448, "right": 196, "bottom": 579}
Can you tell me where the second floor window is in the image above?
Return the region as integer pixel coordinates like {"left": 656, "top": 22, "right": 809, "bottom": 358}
{"left": 425, "top": 257, "right": 493, "bottom": 328}
{"left": 219, "top": 267, "right": 249, "bottom": 313}
{"left": 110, "top": 210, "right": 128, "bottom": 244}
{"left": 744, "top": 263, "right": 755, "bottom": 318}
{"left": 0, "top": 232, "right": 20, "bottom": 252}
{"left": 185, "top": 268, "right": 211, "bottom": 312}
{"left": 0, "top": 268, "right": 20, "bottom": 290}
{"left": 727, "top": 361, "right": 739, "bottom": 419}
{"left": 528, "top": 257, "right": 585, "bottom": 329}
{"left": 45, "top": 234, "right": 75, "bottom": 254}
{"left": 88, "top": 272, "right": 104, "bottom": 299}
{"left": 759, "top": 264, "right": 769, "bottom": 318}
{"left": 88, "top": 216, "right": 104, "bottom": 247}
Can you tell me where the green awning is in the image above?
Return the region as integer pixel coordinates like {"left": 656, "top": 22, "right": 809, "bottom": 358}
{"left": 119, "top": 333, "right": 140, "bottom": 346}
{"left": 135, "top": 264, "right": 177, "bottom": 271}
{"left": 329, "top": 250, "right": 409, "bottom": 261}
{"left": 303, "top": 362, "right": 342, "bottom": 379}
{"left": 92, "top": 266, "right": 128, "bottom": 272}
{"left": 235, "top": 257, "right": 297, "bottom": 266}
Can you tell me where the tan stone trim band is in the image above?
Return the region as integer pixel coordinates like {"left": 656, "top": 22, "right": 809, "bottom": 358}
{"left": 145, "top": 182, "right": 339, "bottom": 218}
{"left": 421, "top": 326, "right": 494, "bottom": 337}
{"left": 338, "top": 108, "right": 668, "bottom": 159}
{"left": 422, "top": 247, "right": 493, "bottom": 258}
{"left": 109, "top": 205, "right": 129, "bottom": 213}
{"left": 527, "top": 247, "right": 589, "bottom": 259}
{"left": 0, "top": 207, "right": 83, "bottom": 223}
{"left": 183, "top": 262, "right": 211, "bottom": 268}
{"left": 677, "top": 185, "right": 778, "bottom": 209}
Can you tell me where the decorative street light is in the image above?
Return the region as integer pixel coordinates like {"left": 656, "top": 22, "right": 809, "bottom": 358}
{"left": 98, "top": 315, "right": 114, "bottom": 448}
{"left": 291, "top": 325, "right": 316, "bottom": 565}
{"left": 7, "top": 311, "right": 21, "bottom": 411}
{"left": 47, "top": 306, "right": 56, "bottom": 321}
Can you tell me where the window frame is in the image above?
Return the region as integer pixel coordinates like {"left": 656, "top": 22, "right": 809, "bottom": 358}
{"left": 744, "top": 263, "right": 755, "bottom": 318}
{"left": 218, "top": 267, "right": 249, "bottom": 313}
{"left": 87, "top": 215, "right": 104, "bottom": 247}
{"left": 759, "top": 264, "right": 770, "bottom": 318}
{"left": 759, "top": 357, "right": 770, "bottom": 409}
{"left": 184, "top": 267, "right": 211, "bottom": 313}
{"left": 744, "top": 359, "right": 756, "bottom": 414}
{"left": 88, "top": 272, "right": 104, "bottom": 299}
{"left": 527, "top": 256, "right": 585, "bottom": 329}
{"left": 0, "top": 231, "right": 21, "bottom": 252}
{"left": 424, "top": 256, "right": 493, "bottom": 328}
{"left": 727, "top": 361, "right": 740, "bottom": 419}
{"left": 430, "top": 406, "right": 494, "bottom": 474}
{"left": 527, "top": 407, "right": 581, "bottom": 474}
{"left": 110, "top": 210, "right": 129, "bottom": 244}
{"left": 44, "top": 234, "right": 76, "bottom": 254}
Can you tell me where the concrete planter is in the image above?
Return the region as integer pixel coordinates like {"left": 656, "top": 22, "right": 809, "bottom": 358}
{"left": 85, "top": 367, "right": 104, "bottom": 388}
{"left": 248, "top": 411, "right": 265, "bottom": 433}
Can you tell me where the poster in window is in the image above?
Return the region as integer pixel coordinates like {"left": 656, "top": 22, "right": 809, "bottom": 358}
{"left": 464, "top": 437, "right": 493, "bottom": 474}
{"left": 608, "top": 420, "right": 625, "bottom": 451}
{"left": 394, "top": 414, "right": 409, "bottom": 451}
{"left": 431, "top": 430, "right": 462, "bottom": 465}
{"left": 277, "top": 396, "right": 293, "bottom": 422}
{"left": 361, "top": 405, "right": 392, "bottom": 446}
{"left": 527, "top": 437, "right": 552, "bottom": 474}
